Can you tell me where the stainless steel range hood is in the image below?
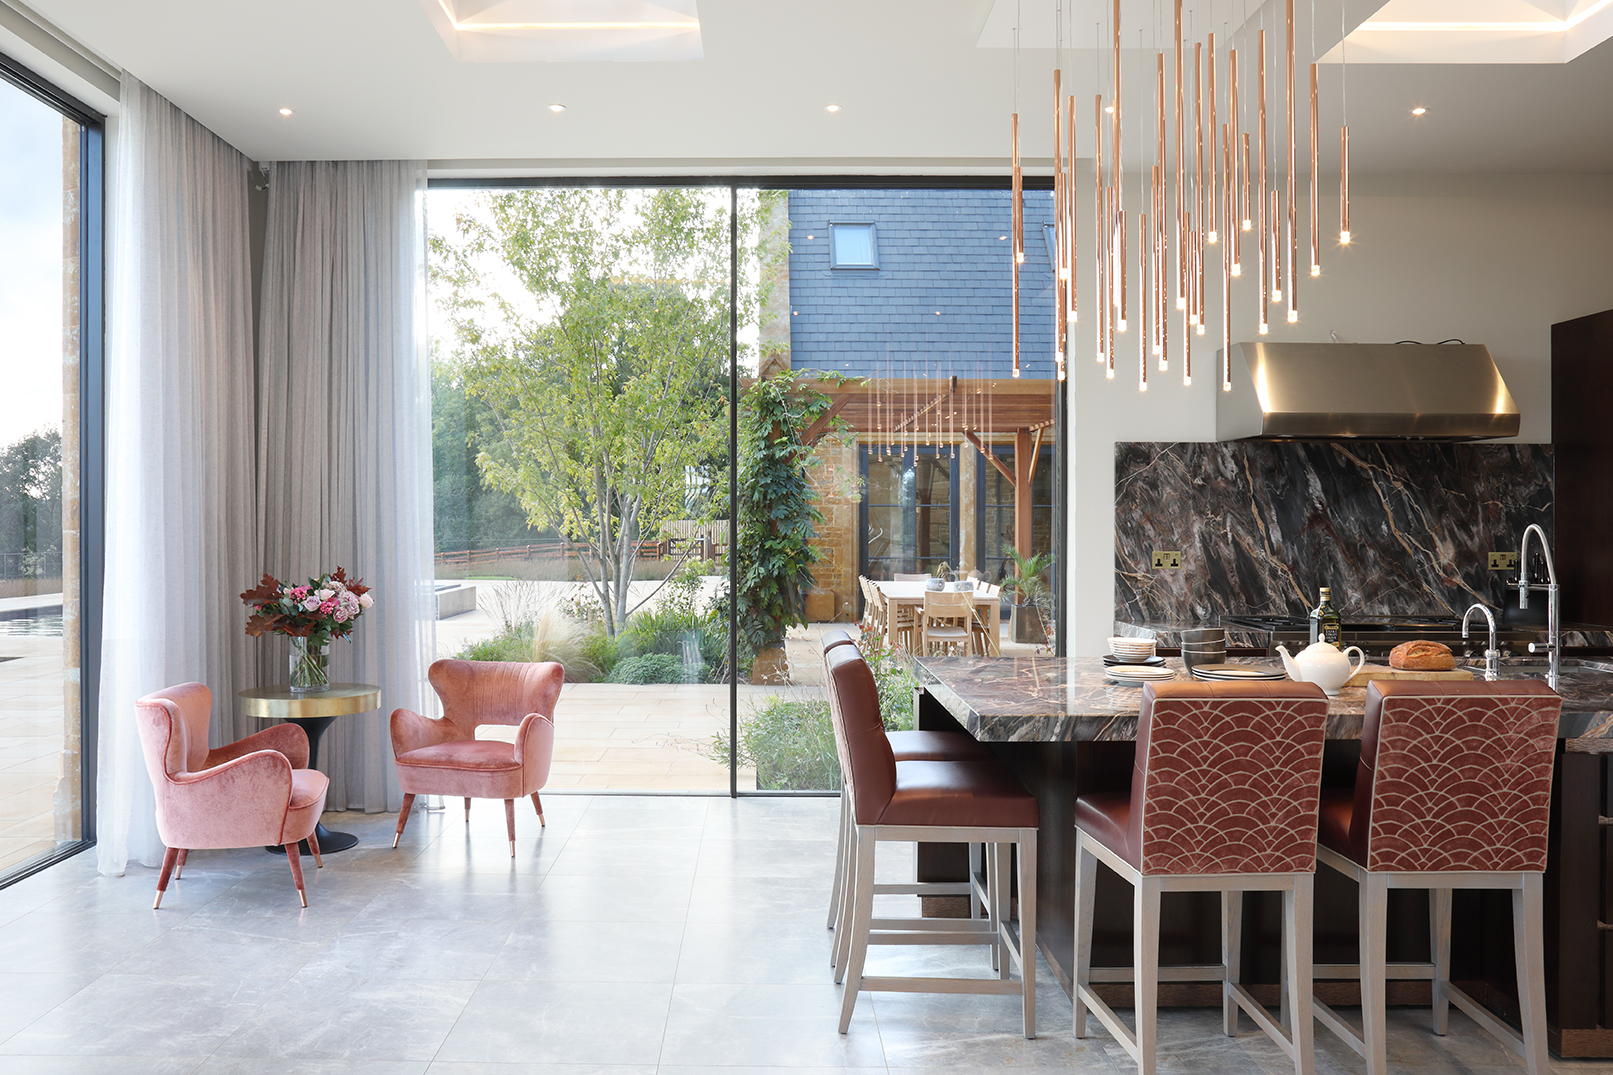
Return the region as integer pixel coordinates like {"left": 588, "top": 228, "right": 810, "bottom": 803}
{"left": 1215, "top": 342, "right": 1520, "bottom": 440}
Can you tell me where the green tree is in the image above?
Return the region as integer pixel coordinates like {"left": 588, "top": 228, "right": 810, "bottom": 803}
{"left": 0, "top": 428, "right": 63, "bottom": 579}
{"left": 430, "top": 356, "right": 543, "bottom": 554}
{"left": 431, "top": 188, "right": 781, "bottom": 634}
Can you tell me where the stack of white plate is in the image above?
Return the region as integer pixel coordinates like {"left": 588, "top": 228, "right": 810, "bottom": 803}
{"left": 1188, "top": 664, "right": 1287, "bottom": 682}
{"left": 1107, "top": 636, "right": 1158, "bottom": 662}
{"left": 1105, "top": 664, "right": 1179, "bottom": 685}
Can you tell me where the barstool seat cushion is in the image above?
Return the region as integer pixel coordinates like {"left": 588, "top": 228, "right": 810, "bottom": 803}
{"left": 1072, "top": 791, "right": 1136, "bottom": 866}
{"left": 878, "top": 759, "right": 1039, "bottom": 829}
{"left": 889, "top": 729, "right": 995, "bottom": 762}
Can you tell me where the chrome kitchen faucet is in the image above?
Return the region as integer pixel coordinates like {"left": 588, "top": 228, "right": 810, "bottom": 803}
{"left": 1462, "top": 603, "right": 1500, "bottom": 681}
{"left": 1514, "top": 523, "right": 1561, "bottom": 692}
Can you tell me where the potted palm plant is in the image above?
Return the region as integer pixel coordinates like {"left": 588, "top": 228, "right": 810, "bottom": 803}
{"left": 1001, "top": 547, "right": 1053, "bottom": 645}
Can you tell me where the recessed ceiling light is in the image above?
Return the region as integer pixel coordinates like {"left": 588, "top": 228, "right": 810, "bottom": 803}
{"left": 548, "top": 103, "right": 567, "bottom": 112}
{"left": 1411, "top": 106, "right": 1428, "bottom": 116}
{"left": 825, "top": 104, "right": 841, "bottom": 113}
{"left": 278, "top": 108, "right": 293, "bottom": 116}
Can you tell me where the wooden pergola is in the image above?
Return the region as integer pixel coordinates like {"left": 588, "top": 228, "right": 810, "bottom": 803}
{"left": 800, "top": 376, "right": 1056, "bottom": 560}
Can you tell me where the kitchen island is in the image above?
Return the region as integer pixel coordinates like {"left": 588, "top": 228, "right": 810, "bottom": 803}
{"left": 912, "top": 655, "right": 1613, "bottom": 1056}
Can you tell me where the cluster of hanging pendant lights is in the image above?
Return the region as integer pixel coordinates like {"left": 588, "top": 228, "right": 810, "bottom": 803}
{"left": 1009, "top": 0, "right": 1351, "bottom": 392}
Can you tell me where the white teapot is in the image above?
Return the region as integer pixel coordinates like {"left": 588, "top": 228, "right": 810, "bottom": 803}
{"left": 1275, "top": 641, "right": 1366, "bottom": 697}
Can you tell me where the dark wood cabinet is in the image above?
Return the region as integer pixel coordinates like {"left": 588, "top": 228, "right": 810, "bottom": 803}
{"left": 1553, "top": 308, "right": 1613, "bottom": 626}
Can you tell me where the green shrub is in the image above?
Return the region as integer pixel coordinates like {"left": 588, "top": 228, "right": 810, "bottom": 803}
{"left": 579, "top": 623, "right": 620, "bottom": 679}
{"left": 713, "top": 640, "right": 919, "bottom": 790}
{"left": 455, "top": 627, "right": 535, "bottom": 664}
{"left": 604, "top": 652, "right": 686, "bottom": 684}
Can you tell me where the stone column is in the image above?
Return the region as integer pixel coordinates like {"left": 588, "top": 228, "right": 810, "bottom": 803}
{"left": 55, "top": 118, "right": 82, "bottom": 844}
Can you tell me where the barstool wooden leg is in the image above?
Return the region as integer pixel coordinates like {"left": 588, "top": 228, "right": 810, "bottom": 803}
{"left": 1430, "top": 887, "right": 1452, "bottom": 1035}
{"left": 1223, "top": 890, "right": 1243, "bottom": 1035}
{"left": 991, "top": 840, "right": 1011, "bottom": 976}
{"left": 832, "top": 829, "right": 858, "bottom": 981}
{"left": 1515, "top": 874, "right": 1550, "bottom": 1075}
{"left": 1359, "top": 873, "right": 1390, "bottom": 1075}
{"left": 827, "top": 789, "right": 847, "bottom": 931}
{"left": 1284, "top": 872, "right": 1317, "bottom": 1075}
{"left": 838, "top": 826, "right": 877, "bottom": 1033}
{"left": 1135, "top": 876, "right": 1163, "bottom": 1075}
{"left": 1072, "top": 834, "right": 1097, "bottom": 1038}
{"left": 1018, "top": 829, "right": 1037, "bottom": 1039}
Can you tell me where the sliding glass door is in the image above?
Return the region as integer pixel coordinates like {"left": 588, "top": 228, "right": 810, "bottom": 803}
{"left": 0, "top": 60, "right": 102, "bottom": 880}
{"left": 426, "top": 180, "right": 1060, "bottom": 795}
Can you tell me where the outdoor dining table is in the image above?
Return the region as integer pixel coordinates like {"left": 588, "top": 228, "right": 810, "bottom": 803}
{"left": 874, "top": 580, "right": 1001, "bottom": 656}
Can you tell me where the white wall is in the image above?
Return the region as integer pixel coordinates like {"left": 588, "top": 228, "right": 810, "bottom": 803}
{"left": 1064, "top": 171, "right": 1613, "bottom": 655}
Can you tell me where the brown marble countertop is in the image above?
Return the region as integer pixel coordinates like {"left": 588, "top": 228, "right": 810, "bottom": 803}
{"left": 914, "top": 655, "right": 1613, "bottom": 752}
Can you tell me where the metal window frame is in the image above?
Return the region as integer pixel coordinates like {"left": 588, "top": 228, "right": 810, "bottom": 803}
{"left": 827, "top": 220, "right": 879, "bottom": 270}
{"left": 0, "top": 51, "right": 106, "bottom": 886}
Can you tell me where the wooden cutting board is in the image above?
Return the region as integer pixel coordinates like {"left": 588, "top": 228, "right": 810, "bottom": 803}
{"left": 1345, "top": 663, "right": 1475, "bottom": 688}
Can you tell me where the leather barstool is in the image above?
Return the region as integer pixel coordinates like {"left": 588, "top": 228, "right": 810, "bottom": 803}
{"left": 825, "top": 643, "right": 1040, "bottom": 1037}
{"left": 1073, "top": 681, "right": 1330, "bottom": 1075}
{"left": 818, "top": 629, "right": 996, "bottom": 959}
{"left": 1313, "top": 680, "right": 1562, "bottom": 1075}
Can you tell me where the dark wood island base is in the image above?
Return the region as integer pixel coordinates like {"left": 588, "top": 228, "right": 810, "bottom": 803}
{"left": 912, "top": 655, "right": 1613, "bottom": 1057}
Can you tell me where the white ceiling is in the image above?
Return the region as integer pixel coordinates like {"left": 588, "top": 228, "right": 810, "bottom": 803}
{"left": 10, "top": 0, "right": 1613, "bottom": 174}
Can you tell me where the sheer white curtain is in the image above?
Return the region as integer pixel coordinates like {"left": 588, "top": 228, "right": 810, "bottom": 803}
{"left": 256, "top": 160, "right": 435, "bottom": 813}
{"left": 97, "top": 75, "right": 258, "bottom": 874}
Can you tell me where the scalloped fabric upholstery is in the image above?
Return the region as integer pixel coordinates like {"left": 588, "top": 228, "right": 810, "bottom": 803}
{"left": 1321, "top": 680, "right": 1562, "bottom": 873}
{"left": 1076, "top": 681, "right": 1329, "bottom": 876}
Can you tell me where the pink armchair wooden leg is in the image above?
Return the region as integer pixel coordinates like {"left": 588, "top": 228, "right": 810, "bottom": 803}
{"left": 174, "top": 848, "right": 189, "bottom": 878}
{"left": 531, "top": 792, "right": 545, "bottom": 827}
{"left": 285, "top": 842, "right": 308, "bottom": 907}
{"left": 505, "top": 798, "right": 516, "bottom": 856}
{"left": 307, "top": 827, "right": 323, "bottom": 868}
{"left": 393, "top": 792, "right": 416, "bottom": 848}
{"left": 464, "top": 797, "right": 472, "bottom": 823}
{"left": 153, "top": 846, "right": 180, "bottom": 909}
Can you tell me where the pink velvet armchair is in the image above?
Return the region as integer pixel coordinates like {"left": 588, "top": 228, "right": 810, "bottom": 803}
{"left": 390, "top": 658, "right": 563, "bottom": 855}
{"left": 134, "top": 683, "right": 330, "bottom": 908}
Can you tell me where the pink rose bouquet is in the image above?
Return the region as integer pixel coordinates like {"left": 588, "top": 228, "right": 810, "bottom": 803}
{"left": 240, "top": 567, "right": 374, "bottom": 647}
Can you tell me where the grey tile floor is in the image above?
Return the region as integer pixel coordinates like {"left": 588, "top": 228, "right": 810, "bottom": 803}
{"left": 0, "top": 795, "right": 1607, "bottom": 1074}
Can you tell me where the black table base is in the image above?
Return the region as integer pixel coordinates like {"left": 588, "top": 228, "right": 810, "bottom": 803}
{"left": 264, "top": 712, "right": 359, "bottom": 855}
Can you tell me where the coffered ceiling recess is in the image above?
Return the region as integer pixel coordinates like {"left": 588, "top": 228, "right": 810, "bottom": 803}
{"left": 418, "top": 0, "right": 703, "bottom": 62}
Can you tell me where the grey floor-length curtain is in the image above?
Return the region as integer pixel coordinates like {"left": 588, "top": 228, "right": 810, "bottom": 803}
{"left": 97, "top": 75, "right": 258, "bottom": 874}
{"left": 256, "top": 161, "right": 435, "bottom": 813}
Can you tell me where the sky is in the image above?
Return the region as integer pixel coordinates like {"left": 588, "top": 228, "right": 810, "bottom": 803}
{"left": 0, "top": 77, "right": 67, "bottom": 450}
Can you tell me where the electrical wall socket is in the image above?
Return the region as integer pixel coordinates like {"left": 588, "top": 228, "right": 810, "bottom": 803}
{"left": 1489, "top": 551, "right": 1520, "bottom": 571}
{"left": 1152, "top": 550, "right": 1183, "bottom": 570}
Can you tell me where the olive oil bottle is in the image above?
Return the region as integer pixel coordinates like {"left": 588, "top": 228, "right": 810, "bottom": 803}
{"left": 1309, "top": 587, "right": 1342, "bottom": 648}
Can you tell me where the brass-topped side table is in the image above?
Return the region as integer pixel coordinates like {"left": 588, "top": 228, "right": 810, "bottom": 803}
{"left": 240, "top": 682, "right": 380, "bottom": 855}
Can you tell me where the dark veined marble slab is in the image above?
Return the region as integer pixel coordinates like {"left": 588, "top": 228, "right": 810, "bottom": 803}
{"left": 915, "top": 654, "right": 1613, "bottom": 752}
{"left": 1114, "top": 441, "right": 1554, "bottom": 624}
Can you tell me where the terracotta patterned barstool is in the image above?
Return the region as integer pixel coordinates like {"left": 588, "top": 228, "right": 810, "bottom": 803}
{"left": 825, "top": 643, "right": 1039, "bottom": 1037}
{"left": 1073, "top": 681, "right": 1330, "bottom": 1075}
{"left": 1312, "top": 680, "right": 1562, "bottom": 1075}
{"left": 818, "top": 629, "right": 995, "bottom": 957}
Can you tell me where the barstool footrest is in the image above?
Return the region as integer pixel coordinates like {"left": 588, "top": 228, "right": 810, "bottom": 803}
{"left": 1076, "top": 984, "right": 1140, "bottom": 1056}
{"left": 871, "top": 931, "right": 1000, "bottom": 946}
{"left": 1228, "top": 983, "right": 1299, "bottom": 1062}
{"left": 861, "top": 975, "right": 1026, "bottom": 996}
{"left": 1440, "top": 981, "right": 1529, "bottom": 1061}
{"left": 1313, "top": 999, "right": 1368, "bottom": 1058}
{"left": 872, "top": 882, "right": 971, "bottom": 896}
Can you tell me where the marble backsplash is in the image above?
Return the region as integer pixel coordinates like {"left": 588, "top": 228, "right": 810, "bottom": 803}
{"left": 1115, "top": 441, "right": 1554, "bottom": 623}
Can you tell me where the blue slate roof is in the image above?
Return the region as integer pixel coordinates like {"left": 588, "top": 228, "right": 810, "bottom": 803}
{"left": 786, "top": 189, "right": 1058, "bottom": 380}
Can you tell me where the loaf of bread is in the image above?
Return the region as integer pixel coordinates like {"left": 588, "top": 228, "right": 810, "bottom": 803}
{"left": 1388, "top": 639, "right": 1456, "bottom": 671}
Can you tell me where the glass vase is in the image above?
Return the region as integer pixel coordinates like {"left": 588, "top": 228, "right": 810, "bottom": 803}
{"left": 289, "top": 636, "right": 330, "bottom": 693}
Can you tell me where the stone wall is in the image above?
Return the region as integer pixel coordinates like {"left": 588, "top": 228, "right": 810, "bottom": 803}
{"left": 807, "top": 434, "right": 861, "bottom": 622}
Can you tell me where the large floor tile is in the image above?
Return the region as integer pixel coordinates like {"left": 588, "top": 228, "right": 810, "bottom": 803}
{"left": 0, "top": 1058, "right": 203, "bottom": 1075}
{"left": 0, "top": 971, "right": 96, "bottom": 1042}
{"left": 0, "top": 974, "right": 284, "bottom": 1056}
{"left": 215, "top": 975, "right": 477, "bottom": 1061}
{"left": 484, "top": 917, "right": 685, "bottom": 982}
{"left": 111, "top": 912, "right": 345, "bottom": 979}
{"left": 194, "top": 1059, "right": 428, "bottom": 1075}
{"left": 433, "top": 980, "right": 673, "bottom": 1065}
{"left": 299, "top": 916, "right": 516, "bottom": 980}
{"left": 657, "top": 982, "right": 887, "bottom": 1068}
{"left": 523, "top": 871, "right": 693, "bottom": 923}
{"left": 0, "top": 910, "right": 175, "bottom": 974}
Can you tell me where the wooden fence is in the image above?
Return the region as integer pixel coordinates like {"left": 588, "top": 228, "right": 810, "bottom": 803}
{"left": 434, "top": 537, "right": 725, "bottom": 571}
